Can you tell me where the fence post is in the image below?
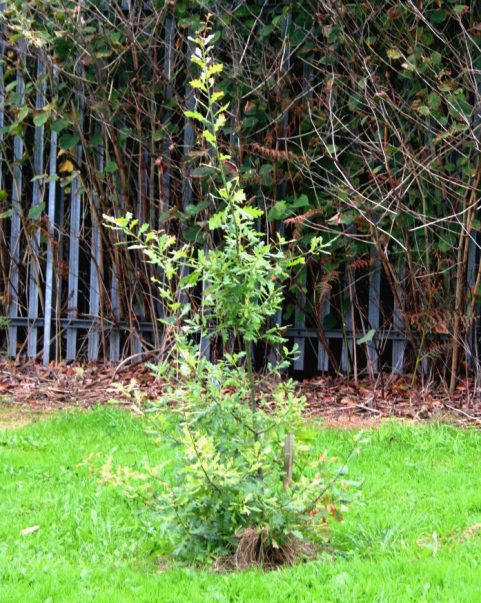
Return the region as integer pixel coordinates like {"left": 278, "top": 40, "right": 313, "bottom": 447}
{"left": 66, "top": 87, "right": 85, "bottom": 361}
{"left": 27, "top": 58, "right": 47, "bottom": 358}
{"left": 269, "top": 11, "right": 291, "bottom": 368}
{"left": 7, "top": 39, "right": 26, "bottom": 358}
{"left": 42, "top": 68, "right": 59, "bottom": 365}
{"left": 0, "top": 2, "right": 6, "bottom": 193}
{"left": 317, "top": 296, "right": 331, "bottom": 372}
{"left": 367, "top": 247, "right": 381, "bottom": 373}
{"left": 87, "top": 142, "right": 104, "bottom": 361}
{"left": 392, "top": 266, "right": 406, "bottom": 374}
{"left": 466, "top": 233, "right": 478, "bottom": 367}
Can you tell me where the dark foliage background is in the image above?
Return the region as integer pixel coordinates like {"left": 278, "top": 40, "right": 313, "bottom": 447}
{"left": 2, "top": 0, "right": 481, "bottom": 390}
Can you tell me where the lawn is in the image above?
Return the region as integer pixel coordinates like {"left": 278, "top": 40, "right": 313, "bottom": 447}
{"left": 1, "top": 408, "right": 481, "bottom": 602}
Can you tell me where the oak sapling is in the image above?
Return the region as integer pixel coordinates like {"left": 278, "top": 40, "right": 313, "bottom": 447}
{"left": 104, "top": 28, "right": 359, "bottom": 567}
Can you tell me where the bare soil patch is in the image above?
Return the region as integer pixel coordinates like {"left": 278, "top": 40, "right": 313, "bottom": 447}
{"left": 0, "top": 406, "right": 54, "bottom": 430}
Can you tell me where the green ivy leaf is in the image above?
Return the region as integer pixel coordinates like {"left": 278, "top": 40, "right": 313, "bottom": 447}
{"left": 28, "top": 203, "right": 46, "bottom": 221}
{"left": 454, "top": 5, "right": 469, "bottom": 16}
{"left": 51, "top": 118, "right": 71, "bottom": 134}
{"left": 59, "top": 133, "right": 80, "bottom": 149}
{"left": 104, "top": 161, "right": 118, "bottom": 174}
{"left": 290, "top": 194, "right": 311, "bottom": 209}
{"left": 191, "top": 166, "right": 216, "bottom": 178}
{"left": 268, "top": 201, "right": 288, "bottom": 221}
{"left": 430, "top": 10, "right": 446, "bottom": 24}
{"left": 33, "top": 112, "right": 49, "bottom": 128}
{"left": 357, "top": 329, "right": 376, "bottom": 345}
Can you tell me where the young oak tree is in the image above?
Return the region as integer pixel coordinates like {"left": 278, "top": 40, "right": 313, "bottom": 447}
{"left": 104, "top": 28, "right": 360, "bottom": 566}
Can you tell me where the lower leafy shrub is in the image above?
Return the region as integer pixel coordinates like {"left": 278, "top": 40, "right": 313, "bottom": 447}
{"left": 100, "top": 351, "right": 361, "bottom": 567}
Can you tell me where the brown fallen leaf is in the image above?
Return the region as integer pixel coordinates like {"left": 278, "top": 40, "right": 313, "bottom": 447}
{"left": 20, "top": 525, "right": 40, "bottom": 536}
{"left": 461, "top": 523, "right": 481, "bottom": 539}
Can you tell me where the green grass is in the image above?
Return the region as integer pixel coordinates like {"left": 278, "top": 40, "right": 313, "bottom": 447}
{"left": 1, "top": 408, "right": 481, "bottom": 602}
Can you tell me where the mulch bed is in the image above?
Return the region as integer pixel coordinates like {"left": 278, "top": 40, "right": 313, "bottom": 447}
{"left": 0, "top": 359, "right": 480, "bottom": 427}
{"left": 301, "top": 374, "right": 481, "bottom": 425}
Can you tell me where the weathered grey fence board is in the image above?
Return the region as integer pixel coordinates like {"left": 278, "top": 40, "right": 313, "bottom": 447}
{"left": 42, "top": 69, "right": 59, "bottom": 365}
{"left": 87, "top": 142, "right": 104, "bottom": 361}
{"left": 466, "top": 233, "right": 478, "bottom": 366}
{"left": 27, "top": 59, "right": 47, "bottom": 358}
{"left": 269, "top": 11, "right": 290, "bottom": 367}
{"left": 293, "top": 274, "right": 306, "bottom": 372}
{"left": 317, "top": 294, "right": 331, "bottom": 372}
{"left": 292, "top": 59, "right": 314, "bottom": 373}
{"left": 177, "top": 32, "right": 195, "bottom": 337}
{"left": 161, "top": 18, "right": 174, "bottom": 197}
{"left": 109, "top": 241, "right": 121, "bottom": 363}
{"left": 132, "top": 144, "right": 149, "bottom": 357}
{"left": 108, "top": 128, "right": 129, "bottom": 363}
{"left": 0, "top": 3, "right": 6, "bottom": 193}
{"left": 182, "top": 36, "right": 195, "bottom": 212}
{"left": 341, "top": 266, "right": 354, "bottom": 373}
{"left": 109, "top": 278, "right": 120, "bottom": 362}
{"left": 9, "top": 316, "right": 418, "bottom": 341}
{"left": 66, "top": 121, "right": 84, "bottom": 360}
{"left": 7, "top": 39, "right": 26, "bottom": 358}
{"left": 367, "top": 248, "right": 381, "bottom": 373}
{"left": 392, "top": 267, "right": 405, "bottom": 374}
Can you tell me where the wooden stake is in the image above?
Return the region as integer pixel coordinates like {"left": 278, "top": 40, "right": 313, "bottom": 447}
{"left": 283, "top": 434, "right": 294, "bottom": 490}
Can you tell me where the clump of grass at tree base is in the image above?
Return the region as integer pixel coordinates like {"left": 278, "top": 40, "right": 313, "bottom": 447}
{"left": 103, "top": 27, "right": 361, "bottom": 567}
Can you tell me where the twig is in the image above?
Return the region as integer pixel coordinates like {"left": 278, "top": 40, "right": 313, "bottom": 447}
{"left": 354, "top": 403, "right": 382, "bottom": 415}
{"left": 443, "top": 403, "right": 481, "bottom": 426}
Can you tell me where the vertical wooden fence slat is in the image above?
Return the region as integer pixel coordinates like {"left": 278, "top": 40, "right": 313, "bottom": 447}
{"left": 109, "top": 183, "right": 121, "bottom": 363}
{"left": 161, "top": 13, "right": 174, "bottom": 219}
{"left": 199, "top": 282, "right": 211, "bottom": 361}
{"left": 317, "top": 296, "right": 331, "bottom": 372}
{"left": 109, "top": 173, "right": 121, "bottom": 365}
{"left": 293, "top": 277, "right": 306, "bottom": 372}
{"left": 180, "top": 34, "right": 206, "bottom": 356}
{"left": 392, "top": 266, "right": 405, "bottom": 374}
{"left": 108, "top": 118, "right": 129, "bottom": 363}
{"left": 341, "top": 266, "right": 354, "bottom": 373}
{"left": 42, "top": 68, "right": 59, "bottom": 366}
{"left": 27, "top": 59, "right": 46, "bottom": 358}
{"left": 151, "top": 11, "right": 175, "bottom": 335}
{"left": 133, "top": 145, "right": 151, "bottom": 356}
{"left": 7, "top": 39, "right": 26, "bottom": 358}
{"left": 0, "top": 2, "right": 6, "bottom": 193}
{"left": 467, "top": 74, "right": 481, "bottom": 368}
{"left": 182, "top": 36, "right": 195, "bottom": 214}
{"left": 0, "top": 4, "right": 5, "bottom": 331}
{"left": 109, "top": 271, "right": 121, "bottom": 362}
{"left": 66, "top": 106, "right": 84, "bottom": 360}
{"left": 87, "top": 143, "right": 104, "bottom": 361}
{"left": 55, "top": 188, "right": 66, "bottom": 357}
{"left": 466, "top": 233, "right": 477, "bottom": 367}
{"left": 293, "top": 60, "right": 315, "bottom": 373}
{"left": 367, "top": 248, "right": 381, "bottom": 373}
{"left": 269, "top": 11, "right": 291, "bottom": 367}
{"left": 65, "top": 0, "right": 86, "bottom": 360}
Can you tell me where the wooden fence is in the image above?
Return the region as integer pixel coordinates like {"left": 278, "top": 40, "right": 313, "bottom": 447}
{"left": 0, "top": 3, "right": 479, "bottom": 376}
